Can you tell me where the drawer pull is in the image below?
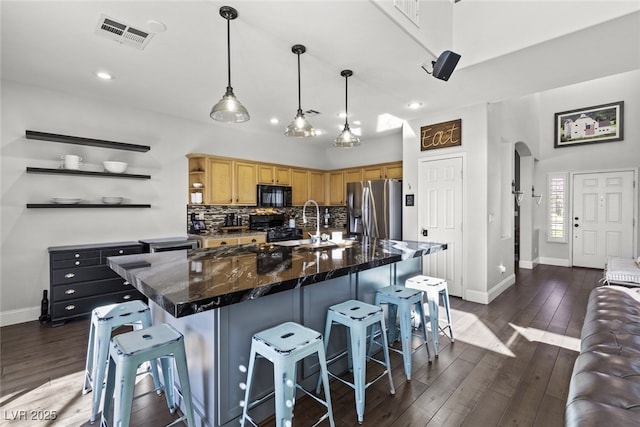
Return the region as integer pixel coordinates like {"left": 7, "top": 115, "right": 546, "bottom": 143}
{"left": 123, "top": 281, "right": 130, "bottom": 286}
{"left": 65, "top": 304, "right": 76, "bottom": 311}
{"left": 75, "top": 261, "right": 80, "bottom": 266}
{"left": 64, "top": 289, "right": 76, "bottom": 295}
{"left": 251, "top": 239, "right": 257, "bottom": 243}
{"left": 118, "top": 250, "right": 124, "bottom": 254}
{"left": 64, "top": 273, "right": 75, "bottom": 279}
{"left": 122, "top": 294, "right": 132, "bottom": 300}
{"left": 221, "top": 241, "right": 227, "bottom": 245}
{"left": 74, "top": 253, "right": 80, "bottom": 258}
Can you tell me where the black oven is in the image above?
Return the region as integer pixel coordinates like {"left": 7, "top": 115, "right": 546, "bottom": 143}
{"left": 257, "top": 185, "right": 292, "bottom": 207}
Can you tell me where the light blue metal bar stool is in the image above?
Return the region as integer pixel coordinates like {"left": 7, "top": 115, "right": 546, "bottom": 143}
{"left": 100, "top": 323, "right": 196, "bottom": 427}
{"left": 83, "top": 300, "right": 161, "bottom": 424}
{"left": 315, "top": 300, "right": 395, "bottom": 424}
{"left": 240, "top": 321, "right": 334, "bottom": 427}
{"left": 405, "top": 275, "right": 454, "bottom": 356}
{"left": 371, "top": 285, "right": 432, "bottom": 381}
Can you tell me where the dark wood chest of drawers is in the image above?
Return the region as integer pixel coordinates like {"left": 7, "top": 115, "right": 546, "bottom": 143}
{"left": 48, "top": 241, "right": 147, "bottom": 325}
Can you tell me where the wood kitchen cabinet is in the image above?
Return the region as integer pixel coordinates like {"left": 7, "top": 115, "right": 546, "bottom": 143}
{"left": 361, "top": 162, "right": 403, "bottom": 180}
{"left": 208, "top": 157, "right": 234, "bottom": 204}
{"left": 201, "top": 234, "right": 266, "bottom": 248}
{"left": 234, "top": 161, "right": 257, "bottom": 205}
{"left": 257, "top": 164, "right": 291, "bottom": 186}
{"left": 308, "top": 170, "right": 325, "bottom": 204}
{"left": 291, "top": 168, "right": 308, "bottom": 205}
{"left": 344, "top": 168, "right": 363, "bottom": 183}
{"left": 328, "top": 171, "right": 345, "bottom": 206}
{"left": 202, "top": 157, "right": 256, "bottom": 205}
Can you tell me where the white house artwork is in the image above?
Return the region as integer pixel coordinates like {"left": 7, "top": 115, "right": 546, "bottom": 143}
{"left": 554, "top": 101, "right": 624, "bottom": 148}
{"left": 563, "top": 114, "right": 613, "bottom": 139}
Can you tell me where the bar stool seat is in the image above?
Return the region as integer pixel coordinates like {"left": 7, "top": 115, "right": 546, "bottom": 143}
{"left": 372, "top": 285, "right": 432, "bottom": 381}
{"left": 240, "top": 322, "right": 334, "bottom": 427}
{"left": 83, "top": 300, "right": 161, "bottom": 424}
{"left": 315, "top": 300, "right": 395, "bottom": 424}
{"left": 405, "top": 275, "right": 454, "bottom": 356}
{"left": 101, "top": 323, "right": 196, "bottom": 427}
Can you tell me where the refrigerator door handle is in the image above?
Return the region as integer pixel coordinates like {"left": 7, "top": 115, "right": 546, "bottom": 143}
{"left": 362, "top": 186, "right": 370, "bottom": 237}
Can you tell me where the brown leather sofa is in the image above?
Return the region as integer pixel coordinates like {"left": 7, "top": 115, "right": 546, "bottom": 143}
{"left": 565, "top": 285, "right": 640, "bottom": 426}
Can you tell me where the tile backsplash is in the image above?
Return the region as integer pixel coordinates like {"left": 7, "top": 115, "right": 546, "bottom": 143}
{"left": 187, "top": 205, "right": 347, "bottom": 233}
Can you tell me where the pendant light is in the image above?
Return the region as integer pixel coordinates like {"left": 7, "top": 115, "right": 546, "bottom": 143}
{"left": 334, "top": 69, "right": 360, "bottom": 148}
{"left": 285, "top": 44, "right": 315, "bottom": 137}
{"left": 210, "top": 6, "right": 249, "bottom": 123}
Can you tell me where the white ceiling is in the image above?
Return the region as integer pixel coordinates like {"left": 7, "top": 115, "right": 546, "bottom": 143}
{"left": 2, "top": 1, "right": 639, "bottom": 146}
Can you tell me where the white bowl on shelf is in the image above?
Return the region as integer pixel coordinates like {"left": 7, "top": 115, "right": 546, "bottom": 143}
{"left": 102, "top": 196, "right": 124, "bottom": 205}
{"left": 192, "top": 182, "right": 203, "bottom": 188}
{"left": 51, "top": 197, "right": 82, "bottom": 204}
{"left": 103, "top": 161, "right": 128, "bottom": 173}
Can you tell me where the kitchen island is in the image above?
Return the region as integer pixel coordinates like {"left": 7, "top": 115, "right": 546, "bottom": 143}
{"left": 108, "top": 238, "right": 446, "bottom": 427}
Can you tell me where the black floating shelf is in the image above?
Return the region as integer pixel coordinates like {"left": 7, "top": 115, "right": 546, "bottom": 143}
{"left": 26, "top": 167, "right": 151, "bottom": 180}
{"left": 26, "top": 130, "right": 151, "bottom": 152}
{"left": 27, "top": 204, "right": 151, "bottom": 209}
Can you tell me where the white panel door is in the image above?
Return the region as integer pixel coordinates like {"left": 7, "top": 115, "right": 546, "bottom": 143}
{"left": 572, "top": 171, "right": 634, "bottom": 268}
{"left": 418, "top": 157, "right": 463, "bottom": 297}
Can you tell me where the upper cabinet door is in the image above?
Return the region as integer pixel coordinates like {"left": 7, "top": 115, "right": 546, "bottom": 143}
{"left": 328, "top": 171, "right": 345, "bottom": 206}
{"left": 308, "top": 171, "right": 325, "bottom": 205}
{"left": 235, "top": 161, "right": 257, "bottom": 205}
{"left": 275, "top": 166, "right": 292, "bottom": 186}
{"left": 209, "top": 158, "right": 234, "bottom": 205}
{"left": 362, "top": 166, "right": 383, "bottom": 180}
{"left": 257, "top": 164, "right": 276, "bottom": 184}
{"left": 344, "top": 168, "right": 363, "bottom": 184}
{"left": 291, "top": 168, "right": 308, "bottom": 206}
{"left": 384, "top": 163, "right": 403, "bottom": 179}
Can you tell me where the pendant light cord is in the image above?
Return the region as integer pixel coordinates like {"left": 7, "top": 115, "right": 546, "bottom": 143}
{"left": 226, "top": 17, "right": 232, "bottom": 92}
{"left": 297, "top": 53, "right": 303, "bottom": 114}
{"left": 344, "top": 73, "right": 349, "bottom": 127}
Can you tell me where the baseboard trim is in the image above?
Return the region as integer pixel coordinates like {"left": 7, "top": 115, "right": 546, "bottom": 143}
{"left": 539, "top": 257, "right": 570, "bottom": 267}
{"left": 519, "top": 259, "right": 537, "bottom": 269}
{"left": 465, "top": 274, "right": 516, "bottom": 304}
{"left": 0, "top": 306, "right": 40, "bottom": 327}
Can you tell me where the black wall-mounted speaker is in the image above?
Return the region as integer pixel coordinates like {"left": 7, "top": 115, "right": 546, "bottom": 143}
{"left": 432, "top": 50, "right": 461, "bottom": 81}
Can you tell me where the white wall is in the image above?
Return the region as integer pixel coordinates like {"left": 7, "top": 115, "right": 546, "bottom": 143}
{"left": 0, "top": 79, "right": 402, "bottom": 326}
{"left": 403, "top": 103, "right": 489, "bottom": 303}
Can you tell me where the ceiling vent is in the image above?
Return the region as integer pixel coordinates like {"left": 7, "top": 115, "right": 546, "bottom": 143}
{"left": 95, "top": 14, "right": 154, "bottom": 50}
{"left": 305, "top": 109, "right": 321, "bottom": 117}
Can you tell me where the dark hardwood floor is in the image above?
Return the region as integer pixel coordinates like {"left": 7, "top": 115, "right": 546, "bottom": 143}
{"left": 0, "top": 265, "right": 602, "bottom": 426}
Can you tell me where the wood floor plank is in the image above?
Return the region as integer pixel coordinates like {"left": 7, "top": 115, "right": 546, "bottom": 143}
{"left": 0, "top": 265, "right": 604, "bottom": 426}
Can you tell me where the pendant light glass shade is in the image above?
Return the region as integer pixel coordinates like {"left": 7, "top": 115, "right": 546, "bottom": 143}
{"left": 285, "top": 44, "right": 315, "bottom": 137}
{"left": 210, "top": 6, "right": 249, "bottom": 123}
{"left": 334, "top": 69, "right": 360, "bottom": 148}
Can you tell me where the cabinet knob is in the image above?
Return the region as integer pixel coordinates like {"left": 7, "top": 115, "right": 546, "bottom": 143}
{"left": 64, "top": 273, "right": 75, "bottom": 279}
{"left": 251, "top": 239, "right": 257, "bottom": 243}
{"left": 65, "top": 289, "right": 76, "bottom": 294}
{"left": 75, "top": 261, "right": 80, "bottom": 266}
{"left": 118, "top": 249, "right": 124, "bottom": 254}
{"left": 74, "top": 253, "right": 80, "bottom": 258}
{"left": 123, "top": 281, "right": 130, "bottom": 286}
{"left": 221, "top": 241, "right": 227, "bottom": 246}
{"left": 122, "top": 294, "right": 132, "bottom": 300}
{"left": 64, "top": 304, "right": 76, "bottom": 311}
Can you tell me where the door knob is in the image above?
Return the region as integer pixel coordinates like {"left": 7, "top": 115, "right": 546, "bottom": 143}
{"left": 574, "top": 224, "right": 579, "bottom": 227}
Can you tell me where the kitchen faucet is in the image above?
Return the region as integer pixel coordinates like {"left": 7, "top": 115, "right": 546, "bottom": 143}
{"left": 302, "top": 199, "right": 320, "bottom": 242}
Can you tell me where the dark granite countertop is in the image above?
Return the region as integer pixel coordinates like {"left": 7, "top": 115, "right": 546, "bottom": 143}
{"left": 107, "top": 238, "right": 447, "bottom": 318}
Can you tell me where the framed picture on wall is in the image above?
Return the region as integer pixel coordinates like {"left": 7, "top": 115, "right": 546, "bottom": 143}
{"left": 554, "top": 101, "right": 624, "bottom": 148}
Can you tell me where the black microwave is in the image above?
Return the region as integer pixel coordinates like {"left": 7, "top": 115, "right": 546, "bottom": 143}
{"left": 257, "top": 185, "right": 292, "bottom": 207}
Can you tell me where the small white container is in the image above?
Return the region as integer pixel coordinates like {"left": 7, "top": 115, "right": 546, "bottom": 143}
{"left": 331, "top": 231, "right": 343, "bottom": 243}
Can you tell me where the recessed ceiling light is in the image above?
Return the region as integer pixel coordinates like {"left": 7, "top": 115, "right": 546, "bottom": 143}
{"left": 146, "top": 20, "right": 167, "bottom": 33}
{"left": 270, "top": 117, "right": 279, "bottom": 125}
{"left": 353, "top": 120, "right": 361, "bottom": 126}
{"left": 96, "top": 71, "right": 113, "bottom": 80}
{"left": 408, "top": 102, "right": 423, "bottom": 109}
{"left": 314, "top": 129, "right": 324, "bottom": 135}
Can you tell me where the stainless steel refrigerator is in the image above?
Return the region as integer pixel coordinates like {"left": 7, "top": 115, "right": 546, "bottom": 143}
{"left": 347, "top": 179, "right": 402, "bottom": 239}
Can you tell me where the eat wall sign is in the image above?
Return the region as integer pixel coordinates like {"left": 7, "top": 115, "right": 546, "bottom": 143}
{"left": 420, "top": 119, "right": 461, "bottom": 151}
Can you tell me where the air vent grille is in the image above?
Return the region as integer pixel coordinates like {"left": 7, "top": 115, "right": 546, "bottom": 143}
{"left": 394, "top": 0, "right": 419, "bottom": 26}
{"left": 95, "top": 14, "right": 154, "bottom": 50}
